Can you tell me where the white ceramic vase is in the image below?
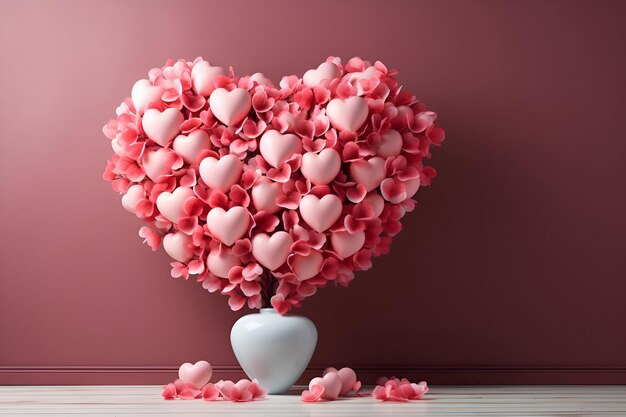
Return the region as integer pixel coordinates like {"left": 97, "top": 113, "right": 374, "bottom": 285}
{"left": 230, "top": 308, "right": 317, "bottom": 394}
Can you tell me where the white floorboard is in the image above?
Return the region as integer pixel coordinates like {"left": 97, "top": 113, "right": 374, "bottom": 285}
{"left": 0, "top": 385, "right": 625, "bottom": 416}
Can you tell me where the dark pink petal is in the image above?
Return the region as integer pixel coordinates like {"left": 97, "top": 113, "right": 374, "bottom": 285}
{"left": 229, "top": 184, "right": 250, "bottom": 207}
{"left": 242, "top": 263, "right": 263, "bottom": 280}
{"left": 267, "top": 163, "right": 292, "bottom": 183}
{"left": 353, "top": 249, "right": 373, "bottom": 270}
{"left": 138, "top": 226, "right": 161, "bottom": 251}
{"left": 253, "top": 212, "right": 279, "bottom": 232}
{"left": 208, "top": 189, "right": 229, "bottom": 208}
{"left": 342, "top": 142, "right": 361, "bottom": 162}
{"left": 187, "top": 259, "right": 204, "bottom": 275}
{"left": 232, "top": 239, "right": 252, "bottom": 257}
{"left": 162, "top": 383, "right": 177, "bottom": 400}
{"left": 241, "top": 169, "right": 259, "bottom": 189}
{"left": 248, "top": 379, "right": 268, "bottom": 399}
{"left": 201, "top": 383, "right": 220, "bottom": 401}
{"left": 346, "top": 184, "right": 367, "bottom": 203}
{"left": 380, "top": 178, "right": 407, "bottom": 204}
{"left": 410, "top": 381, "right": 429, "bottom": 399}
{"left": 181, "top": 92, "right": 206, "bottom": 112}
{"left": 184, "top": 196, "right": 205, "bottom": 217}
{"left": 178, "top": 216, "right": 198, "bottom": 234}
{"left": 372, "top": 385, "right": 388, "bottom": 401}
{"left": 241, "top": 280, "right": 261, "bottom": 296}
{"left": 228, "top": 293, "right": 246, "bottom": 311}
{"left": 135, "top": 199, "right": 154, "bottom": 217}
{"left": 202, "top": 274, "right": 222, "bottom": 292}
{"left": 180, "top": 118, "right": 203, "bottom": 134}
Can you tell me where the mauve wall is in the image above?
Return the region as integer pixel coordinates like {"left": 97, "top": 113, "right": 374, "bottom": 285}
{"left": 1, "top": 0, "right": 625, "bottom": 385}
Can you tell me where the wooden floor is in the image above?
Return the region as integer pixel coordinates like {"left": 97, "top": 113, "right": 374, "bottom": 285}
{"left": 0, "top": 385, "right": 625, "bottom": 416}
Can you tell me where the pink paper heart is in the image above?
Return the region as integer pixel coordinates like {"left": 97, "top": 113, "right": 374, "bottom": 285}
{"left": 173, "top": 130, "right": 211, "bottom": 165}
{"left": 209, "top": 88, "right": 252, "bottom": 126}
{"left": 251, "top": 177, "right": 283, "bottom": 214}
{"left": 291, "top": 250, "right": 324, "bottom": 281}
{"left": 251, "top": 231, "right": 294, "bottom": 271}
{"left": 349, "top": 156, "right": 385, "bottom": 192}
{"left": 259, "top": 130, "right": 303, "bottom": 168}
{"left": 330, "top": 231, "right": 365, "bottom": 259}
{"left": 302, "top": 61, "right": 341, "bottom": 87}
{"left": 299, "top": 194, "right": 342, "bottom": 233}
{"left": 131, "top": 79, "right": 164, "bottom": 115}
{"left": 156, "top": 187, "right": 195, "bottom": 224}
{"left": 199, "top": 154, "right": 242, "bottom": 192}
{"left": 326, "top": 96, "right": 368, "bottom": 132}
{"left": 142, "top": 108, "right": 184, "bottom": 147}
{"left": 206, "top": 206, "right": 250, "bottom": 246}
{"left": 178, "top": 360, "right": 213, "bottom": 388}
{"left": 163, "top": 231, "right": 195, "bottom": 263}
{"left": 191, "top": 61, "right": 227, "bottom": 96}
{"left": 376, "top": 128, "right": 403, "bottom": 158}
{"left": 207, "top": 247, "right": 241, "bottom": 278}
{"left": 309, "top": 372, "right": 342, "bottom": 400}
{"left": 300, "top": 148, "right": 341, "bottom": 185}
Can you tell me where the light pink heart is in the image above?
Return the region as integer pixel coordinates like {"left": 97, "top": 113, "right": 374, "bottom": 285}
{"left": 131, "top": 79, "right": 164, "bottom": 115}
{"left": 376, "top": 128, "right": 403, "bottom": 158}
{"left": 326, "top": 96, "right": 368, "bottom": 132}
{"left": 251, "top": 177, "right": 283, "bottom": 214}
{"left": 349, "top": 156, "right": 385, "bottom": 192}
{"left": 199, "top": 154, "right": 242, "bottom": 192}
{"left": 362, "top": 192, "right": 385, "bottom": 217}
{"left": 207, "top": 247, "right": 241, "bottom": 278}
{"left": 328, "top": 367, "right": 358, "bottom": 396}
{"left": 405, "top": 178, "right": 420, "bottom": 198}
{"left": 206, "top": 206, "right": 250, "bottom": 246}
{"left": 291, "top": 250, "right": 324, "bottom": 281}
{"left": 172, "top": 130, "right": 211, "bottom": 165}
{"left": 163, "top": 231, "right": 194, "bottom": 263}
{"left": 250, "top": 72, "right": 273, "bottom": 86}
{"left": 209, "top": 88, "right": 252, "bottom": 126}
{"left": 259, "top": 130, "right": 302, "bottom": 168}
{"left": 121, "top": 184, "right": 144, "bottom": 216}
{"left": 299, "top": 194, "right": 342, "bottom": 233}
{"left": 309, "top": 372, "right": 342, "bottom": 400}
{"left": 178, "top": 360, "right": 213, "bottom": 388}
{"left": 251, "top": 231, "right": 293, "bottom": 271}
{"left": 330, "top": 231, "right": 365, "bottom": 259}
{"left": 141, "top": 148, "right": 172, "bottom": 181}
{"left": 141, "top": 108, "right": 184, "bottom": 147}
{"left": 156, "top": 187, "right": 194, "bottom": 224}
{"left": 302, "top": 62, "right": 341, "bottom": 87}
{"left": 347, "top": 66, "right": 379, "bottom": 95}
{"left": 110, "top": 138, "right": 125, "bottom": 157}
{"left": 300, "top": 148, "right": 341, "bottom": 185}
{"left": 191, "top": 61, "right": 227, "bottom": 96}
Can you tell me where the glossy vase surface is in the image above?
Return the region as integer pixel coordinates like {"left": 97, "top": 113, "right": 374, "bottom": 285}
{"left": 230, "top": 308, "right": 317, "bottom": 394}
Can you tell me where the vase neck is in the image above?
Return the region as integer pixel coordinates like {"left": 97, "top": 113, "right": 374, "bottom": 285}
{"left": 260, "top": 308, "right": 277, "bottom": 314}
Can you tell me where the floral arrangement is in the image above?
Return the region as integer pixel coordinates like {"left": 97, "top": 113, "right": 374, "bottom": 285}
{"left": 102, "top": 56, "right": 444, "bottom": 314}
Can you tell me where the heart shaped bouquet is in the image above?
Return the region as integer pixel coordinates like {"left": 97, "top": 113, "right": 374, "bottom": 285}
{"left": 102, "top": 56, "right": 445, "bottom": 314}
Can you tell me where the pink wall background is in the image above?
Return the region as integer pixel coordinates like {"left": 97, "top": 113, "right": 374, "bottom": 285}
{"left": 1, "top": 0, "right": 625, "bottom": 385}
